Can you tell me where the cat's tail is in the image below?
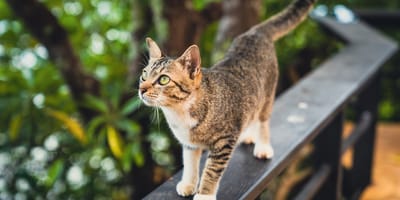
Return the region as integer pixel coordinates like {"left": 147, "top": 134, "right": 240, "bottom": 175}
{"left": 255, "top": 0, "right": 316, "bottom": 41}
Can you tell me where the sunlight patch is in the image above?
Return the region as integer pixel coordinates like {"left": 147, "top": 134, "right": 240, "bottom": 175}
{"left": 33, "top": 93, "right": 45, "bottom": 109}
{"left": 64, "top": 2, "right": 83, "bottom": 16}
{"left": 67, "top": 165, "right": 85, "bottom": 188}
{"left": 334, "top": 5, "right": 356, "bottom": 23}
{"left": 30, "top": 147, "right": 48, "bottom": 162}
{"left": 13, "top": 50, "right": 37, "bottom": 69}
{"left": 90, "top": 33, "right": 104, "bottom": 55}
{"left": 44, "top": 135, "right": 59, "bottom": 151}
{"left": 34, "top": 45, "right": 48, "bottom": 59}
{"left": 97, "top": 1, "right": 111, "bottom": 16}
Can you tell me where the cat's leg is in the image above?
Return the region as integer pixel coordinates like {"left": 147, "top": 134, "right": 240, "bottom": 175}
{"left": 253, "top": 119, "right": 274, "bottom": 159}
{"left": 194, "top": 138, "right": 235, "bottom": 200}
{"left": 177, "top": 147, "right": 202, "bottom": 197}
{"left": 238, "top": 121, "right": 259, "bottom": 144}
{"left": 254, "top": 87, "right": 276, "bottom": 159}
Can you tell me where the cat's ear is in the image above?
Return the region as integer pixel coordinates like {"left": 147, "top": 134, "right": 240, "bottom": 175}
{"left": 146, "top": 37, "right": 162, "bottom": 59}
{"left": 177, "top": 45, "right": 201, "bottom": 79}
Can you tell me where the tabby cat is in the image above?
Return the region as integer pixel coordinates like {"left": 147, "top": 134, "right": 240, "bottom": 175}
{"left": 138, "top": 0, "right": 315, "bottom": 199}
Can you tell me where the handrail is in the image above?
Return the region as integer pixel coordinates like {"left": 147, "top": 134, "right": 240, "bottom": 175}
{"left": 144, "top": 15, "right": 397, "bottom": 200}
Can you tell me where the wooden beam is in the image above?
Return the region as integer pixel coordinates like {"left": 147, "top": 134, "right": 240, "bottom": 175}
{"left": 341, "top": 111, "right": 372, "bottom": 155}
{"left": 354, "top": 9, "right": 400, "bottom": 27}
{"left": 294, "top": 165, "right": 331, "bottom": 200}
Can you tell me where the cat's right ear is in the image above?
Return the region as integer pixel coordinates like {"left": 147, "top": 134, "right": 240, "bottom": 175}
{"left": 146, "top": 37, "right": 162, "bottom": 60}
{"left": 177, "top": 45, "right": 201, "bottom": 80}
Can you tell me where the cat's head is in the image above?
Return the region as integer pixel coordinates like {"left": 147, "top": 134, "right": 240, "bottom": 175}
{"left": 138, "top": 38, "right": 202, "bottom": 107}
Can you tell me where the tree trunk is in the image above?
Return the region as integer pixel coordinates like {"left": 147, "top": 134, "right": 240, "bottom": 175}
{"left": 128, "top": 0, "right": 221, "bottom": 82}
{"left": 213, "top": 0, "right": 262, "bottom": 61}
{"left": 5, "top": 0, "right": 100, "bottom": 121}
{"left": 163, "top": 0, "right": 222, "bottom": 56}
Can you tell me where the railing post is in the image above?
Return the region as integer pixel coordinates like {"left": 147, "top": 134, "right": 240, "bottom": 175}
{"left": 347, "top": 74, "right": 380, "bottom": 199}
{"left": 312, "top": 112, "right": 344, "bottom": 200}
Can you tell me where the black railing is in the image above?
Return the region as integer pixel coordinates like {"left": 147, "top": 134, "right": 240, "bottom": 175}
{"left": 144, "top": 15, "right": 398, "bottom": 200}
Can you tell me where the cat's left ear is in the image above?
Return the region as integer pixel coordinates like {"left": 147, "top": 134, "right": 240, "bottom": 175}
{"left": 146, "top": 37, "right": 162, "bottom": 60}
{"left": 177, "top": 45, "right": 201, "bottom": 79}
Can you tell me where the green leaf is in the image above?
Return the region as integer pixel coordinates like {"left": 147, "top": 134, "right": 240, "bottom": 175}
{"left": 379, "top": 99, "right": 395, "bottom": 120}
{"left": 46, "top": 109, "right": 88, "bottom": 145}
{"left": 115, "top": 119, "right": 141, "bottom": 137}
{"left": 121, "top": 97, "right": 142, "bottom": 116}
{"left": 109, "top": 83, "right": 122, "bottom": 109}
{"left": 82, "top": 94, "right": 108, "bottom": 113}
{"left": 132, "top": 143, "right": 144, "bottom": 167}
{"left": 107, "top": 125, "right": 125, "bottom": 159}
{"left": 87, "top": 116, "right": 107, "bottom": 140}
{"left": 45, "top": 159, "right": 64, "bottom": 187}
{"left": 192, "top": 0, "right": 216, "bottom": 11}
{"left": 9, "top": 113, "right": 23, "bottom": 141}
{"left": 122, "top": 145, "right": 132, "bottom": 172}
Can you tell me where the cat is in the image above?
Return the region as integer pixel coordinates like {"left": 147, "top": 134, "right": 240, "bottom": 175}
{"left": 138, "top": 0, "right": 316, "bottom": 199}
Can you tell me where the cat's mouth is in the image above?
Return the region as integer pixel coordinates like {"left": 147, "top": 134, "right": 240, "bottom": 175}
{"left": 139, "top": 93, "right": 159, "bottom": 107}
{"left": 140, "top": 95, "right": 154, "bottom": 106}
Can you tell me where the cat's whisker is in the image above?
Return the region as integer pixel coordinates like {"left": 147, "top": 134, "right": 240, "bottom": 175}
{"left": 148, "top": 100, "right": 162, "bottom": 132}
{"left": 155, "top": 106, "right": 161, "bottom": 132}
{"left": 139, "top": 61, "right": 147, "bottom": 68}
{"left": 136, "top": 97, "right": 144, "bottom": 109}
{"left": 140, "top": 53, "right": 149, "bottom": 67}
{"left": 150, "top": 108, "right": 156, "bottom": 123}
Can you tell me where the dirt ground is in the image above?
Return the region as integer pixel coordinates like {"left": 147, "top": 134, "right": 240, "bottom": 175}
{"left": 343, "top": 123, "right": 400, "bottom": 200}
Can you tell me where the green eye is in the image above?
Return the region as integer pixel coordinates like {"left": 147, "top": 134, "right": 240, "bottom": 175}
{"left": 158, "top": 75, "right": 170, "bottom": 85}
{"left": 141, "top": 70, "right": 148, "bottom": 81}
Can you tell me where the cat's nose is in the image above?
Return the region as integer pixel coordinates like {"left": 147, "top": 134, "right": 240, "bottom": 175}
{"left": 139, "top": 87, "right": 148, "bottom": 94}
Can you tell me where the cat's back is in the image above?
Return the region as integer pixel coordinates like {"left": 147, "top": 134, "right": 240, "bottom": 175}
{"left": 190, "top": 31, "right": 280, "bottom": 140}
{"left": 212, "top": 30, "right": 277, "bottom": 77}
{"left": 209, "top": 30, "right": 278, "bottom": 95}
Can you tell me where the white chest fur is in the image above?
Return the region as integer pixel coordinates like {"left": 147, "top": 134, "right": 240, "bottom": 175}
{"left": 161, "top": 103, "right": 198, "bottom": 148}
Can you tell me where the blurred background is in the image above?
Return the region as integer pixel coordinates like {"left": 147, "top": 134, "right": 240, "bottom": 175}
{"left": 0, "top": 0, "right": 399, "bottom": 199}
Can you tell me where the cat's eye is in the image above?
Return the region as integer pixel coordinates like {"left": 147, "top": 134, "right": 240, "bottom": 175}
{"left": 141, "top": 70, "right": 148, "bottom": 81}
{"left": 158, "top": 75, "right": 170, "bottom": 85}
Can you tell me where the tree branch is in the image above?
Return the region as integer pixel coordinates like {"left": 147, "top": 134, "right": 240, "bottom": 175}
{"left": 128, "top": 0, "right": 222, "bottom": 86}
{"left": 5, "top": 0, "right": 100, "bottom": 120}
{"left": 163, "top": 0, "right": 222, "bottom": 56}
{"left": 216, "top": 0, "right": 262, "bottom": 45}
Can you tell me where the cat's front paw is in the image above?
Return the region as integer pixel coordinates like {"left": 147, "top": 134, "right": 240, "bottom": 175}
{"left": 242, "top": 136, "right": 255, "bottom": 144}
{"left": 253, "top": 143, "right": 274, "bottom": 159}
{"left": 193, "top": 194, "right": 216, "bottom": 200}
{"left": 176, "top": 181, "right": 197, "bottom": 197}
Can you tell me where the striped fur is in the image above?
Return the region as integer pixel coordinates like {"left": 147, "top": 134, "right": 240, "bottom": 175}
{"left": 138, "top": 0, "right": 315, "bottom": 199}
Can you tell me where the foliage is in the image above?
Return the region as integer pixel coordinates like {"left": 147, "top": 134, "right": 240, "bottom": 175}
{"left": 0, "top": 0, "right": 399, "bottom": 199}
{"left": 0, "top": 0, "right": 171, "bottom": 199}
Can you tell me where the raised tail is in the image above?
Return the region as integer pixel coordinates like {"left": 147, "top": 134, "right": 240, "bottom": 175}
{"left": 255, "top": 0, "right": 316, "bottom": 41}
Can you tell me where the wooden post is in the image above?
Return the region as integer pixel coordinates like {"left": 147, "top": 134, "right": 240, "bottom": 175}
{"left": 312, "top": 112, "right": 344, "bottom": 200}
{"left": 349, "top": 74, "right": 380, "bottom": 198}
